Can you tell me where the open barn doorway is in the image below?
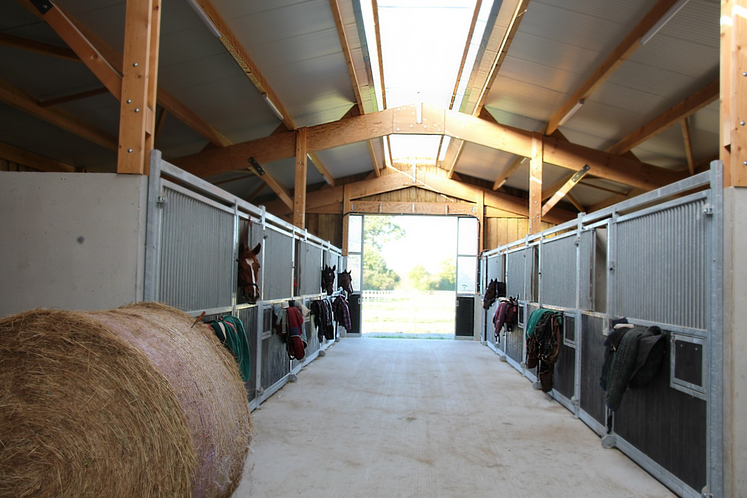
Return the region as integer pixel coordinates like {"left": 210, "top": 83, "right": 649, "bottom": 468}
{"left": 346, "top": 215, "right": 478, "bottom": 339}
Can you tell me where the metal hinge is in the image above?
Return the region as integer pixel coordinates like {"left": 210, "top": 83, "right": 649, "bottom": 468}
{"left": 702, "top": 203, "right": 713, "bottom": 216}
{"left": 157, "top": 195, "right": 167, "bottom": 205}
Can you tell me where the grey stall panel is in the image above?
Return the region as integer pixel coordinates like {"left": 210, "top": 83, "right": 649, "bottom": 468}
{"left": 615, "top": 199, "right": 709, "bottom": 330}
{"left": 298, "top": 241, "right": 323, "bottom": 296}
{"left": 158, "top": 186, "right": 234, "bottom": 311}
{"left": 506, "top": 249, "right": 526, "bottom": 300}
{"left": 540, "top": 235, "right": 577, "bottom": 308}
{"left": 263, "top": 228, "right": 294, "bottom": 300}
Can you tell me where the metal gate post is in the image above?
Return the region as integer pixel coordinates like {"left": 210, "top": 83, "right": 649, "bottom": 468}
{"left": 144, "top": 149, "right": 164, "bottom": 303}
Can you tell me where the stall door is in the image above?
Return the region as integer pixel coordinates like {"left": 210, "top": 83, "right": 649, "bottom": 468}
{"left": 455, "top": 217, "right": 478, "bottom": 338}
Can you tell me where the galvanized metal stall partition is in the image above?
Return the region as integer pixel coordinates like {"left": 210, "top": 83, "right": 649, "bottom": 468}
{"left": 143, "top": 151, "right": 344, "bottom": 411}
{"left": 480, "top": 163, "right": 723, "bottom": 498}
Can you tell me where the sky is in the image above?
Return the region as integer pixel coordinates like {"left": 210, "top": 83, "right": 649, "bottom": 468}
{"left": 380, "top": 215, "right": 458, "bottom": 275}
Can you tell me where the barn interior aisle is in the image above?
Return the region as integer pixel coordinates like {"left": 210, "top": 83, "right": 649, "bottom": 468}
{"left": 236, "top": 339, "right": 673, "bottom": 497}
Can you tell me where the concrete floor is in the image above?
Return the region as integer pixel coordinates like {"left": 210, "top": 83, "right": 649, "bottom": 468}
{"left": 234, "top": 338, "right": 675, "bottom": 497}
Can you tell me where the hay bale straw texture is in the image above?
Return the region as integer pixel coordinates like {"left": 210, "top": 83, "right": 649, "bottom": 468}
{"left": 0, "top": 302, "right": 252, "bottom": 498}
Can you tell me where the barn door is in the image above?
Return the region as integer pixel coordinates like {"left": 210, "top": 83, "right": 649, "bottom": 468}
{"left": 455, "top": 217, "right": 478, "bottom": 338}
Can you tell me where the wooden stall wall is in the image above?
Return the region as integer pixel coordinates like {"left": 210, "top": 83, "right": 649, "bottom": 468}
{"left": 484, "top": 218, "right": 554, "bottom": 250}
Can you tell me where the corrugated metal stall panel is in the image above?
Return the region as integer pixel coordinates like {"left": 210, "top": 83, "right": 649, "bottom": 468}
{"left": 158, "top": 186, "right": 234, "bottom": 311}
{"left": 614, "top": 330, "right": 707, "bottom": 492}
{"left": 615, "top": 199, "right": 709, "bottom": 329}
{"left": 540, "top": 235, "right": 577, "bottom": 308}
{"left": 580, "top": 313, "right": 606, "bottom": 426}
{"left": 323, "top": 248, "right": 337, "bottom": 272}
{"left": 506, "top": 249, "right": 526, "bottom": 299}
{"left": 264, "top": 228, "right": 294, "bottom": 300}
{"left": 486, "top": 253, "right": 504, "bottom": 282}
{"left": 553, "top": 343, "right": 575, "bottom": 400}
{"left": 261, "top": 305, "right": 290, "bottom": 391}
{"left": 238, "top": 306, "right": 259, "bottom": 402}
{"left": 579, "top": 230, "right": 594, "bottom": 310}
{"left": 505, "top": 327, "right": 523, "bottom": 364}
{"left": 298, "top": 241, "right": 323, "bottom": 296}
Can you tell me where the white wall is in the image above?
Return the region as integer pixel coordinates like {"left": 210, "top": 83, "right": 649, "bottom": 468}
{"left": 0, "top": 172, "right": 147, "bottom": 317}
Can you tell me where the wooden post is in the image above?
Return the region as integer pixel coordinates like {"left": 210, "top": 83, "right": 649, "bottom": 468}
{"left": 722, "top": 0, "right": 747, "bottom": 186}
{"left": 341, "top": 186, "right": 352, "bottom": 256}
{"left": 294, "top": 127, "right": 308, "bottom": 229}
{"left": 117, "top": 0, "right": 161, "bottom": 174}
{"left": 529, "top": 133, "right": 543, "bottom": 234}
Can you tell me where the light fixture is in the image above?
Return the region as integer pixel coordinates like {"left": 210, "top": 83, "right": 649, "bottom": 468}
{"left": 639, "top": 0, "right": 690, "bottom": 45}
{"left": 185, "top": 0, "right": 222, "bottom": 39}
{"left": 558, "top": 99, "right": 585, "bottom": 126}
{"left": 262, "top": 94, "right": 284, "bottom": 120}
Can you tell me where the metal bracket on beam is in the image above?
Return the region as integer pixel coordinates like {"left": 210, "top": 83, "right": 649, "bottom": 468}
{"left": 30, "top": 0, "right": 53, "bottom": 15}
{"left": 248, "top": 156, "right": 265, "bottom": 176}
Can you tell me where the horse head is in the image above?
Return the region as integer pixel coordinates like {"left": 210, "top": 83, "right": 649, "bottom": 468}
{"left": 238, "top": 243, "right": 261, "bottom": 303}
{"left": 482, "top": 278, "right": 498, "bottom": 309}
{"left": 337, "top": 270, "right": 354, "bottom": 295}
{"left": 322, "top": 264, "right": 336, "bottom": 295}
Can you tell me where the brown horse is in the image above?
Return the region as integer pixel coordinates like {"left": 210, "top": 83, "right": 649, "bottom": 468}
{"left": 322, "top": 264, "right": 336, "bottom": 295}
{"left": 238, "top": 243, "right": 261, "bottom": 303}
{"left": 337, "top": 269, "right": 354, "bottom": 295}
{"left": 483, "top": 278, "right": 498, "bottom": 309}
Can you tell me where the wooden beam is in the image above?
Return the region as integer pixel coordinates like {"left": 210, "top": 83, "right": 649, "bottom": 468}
{"left": 329, "top": 0, "right": 364, "bottom": 115}
{"left": 546, "top": 0, "right": 682, "bottom": 134}
{"left": 565, "top": 192, "right": 585, "bottom": 213}
{"left": 445, "top": 139, "right": 465, "bottom": 179}
{"left": 49, "top": 1, "right": 231, "bottom": 147}
{"left": 529, "top": 133, "right": 542, "bottom": 234}
{"left": 723, "top": 0, "right": 747, "bottom": 186}
{"left": 189, "top": 0, "right": 296, "bottom": 131}
{"left": 542, "top": 172, "right": 574, "bottom": 202}
{"left": 0, "top": 78, "right": 117, "bottom": 151}
{"left": 250, "top": 163, "right": 293, "bottom": 209}
{"left": 294, "top": 128, "right": 308, "bottom": 229}
{"left": 367, "top": 140, "right": 382, "bottom": 178}
{"left": 493, "top": 156, "right": 525, "bottom": 190}
{"left": 371, "top": 0, "right": 386, "bottom": 109}
{"left": 0, "top": 32, "right": 78, "bottom": 61}
{"left": 32, "top": 1, "right": 123, "bottom": 98}
{"left": 720, "top": 0, "right": 732, "bottom": 185}
{"left": 38, "top": 87, "right": 109, "bottom": 107}
{"left": 0, "top": 141, "right": 77, "bottom": 172}
{"left": 681, "top": 118, "right": 695, "bottom": 176}
{"left": 172, "top": 103, "right": 683, "bottom": 190}
{"left": 154, "top": 107, "right": 168, "bottom": 145}
{"left": 541, "top": 164, "right": 590, "bottom": 216}
{"left": 349, "top": 200, "right": 477, "bottom": 216}
{"left": 308, "top": 152, "right": 336, "bottom": 186}
{"left": 342, "top": 186, "right": 352, "bottom": 256}
{"left": 607, "top": 79, "right": 720, "bottom": 155}
{"left": 117, "top": 0, "right": 160, "bottom": 174}
{"left": 247, "top": 181, "right": 267, "bottom": 203}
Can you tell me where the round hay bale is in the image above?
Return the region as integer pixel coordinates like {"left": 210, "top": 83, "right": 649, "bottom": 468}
{"left": 0, "top": 302, "right": 251, "bottom": 498}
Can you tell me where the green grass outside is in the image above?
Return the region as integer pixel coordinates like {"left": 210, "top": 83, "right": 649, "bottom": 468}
{"left": 361, "top": 290, "right": 455, "bottom": 338}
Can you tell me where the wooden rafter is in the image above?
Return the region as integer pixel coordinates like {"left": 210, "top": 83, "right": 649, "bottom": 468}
{"left": 443, "top": 0, "right": 529, "bottom": 178}
{"left": 38, "top": 87, "right": 109, "bottom": 107}
{"left": 0, "top": 78, "right": 117, "bottom": 151}
{"left": 565, "top": 192, "right": 584, "bottom": 213}
{"left": 266, "top": 167, "right": 575, "bottom": 225}
{"left": 529, "top": 133, "right": 542, "bottom": 234}
{"left": 449, "top": 0, "right": 483, "bottom": 111}
{"left": 541, "top": 164, "right": 590, "bottom": 217}
{"left": 681, "top": 118, "right": 695, "bottom": 176}
{"left": 371, "top": 0, "right": 386, "bottom": 110}
{"left": 0, "top": 32, "right": 78, "bottom": 61}
{"left": 189, "top": 0, "right": 295, "bottom": 131}
{"left": 249, "top": 162, "right": 293, "bottom": 209}
{"left": 308, "top": 152, "right": 336, "bottom": 186}
{"left": 0, "top": 141, "right": 77, "bottom": 172}
{"left": 607, "top": 79, "right": 719, "bottom": 155}
{"left": 493, "top": 156, "right": 525, "bottom": 190}
{"left": 27, "top": 0, "right": 231, "bottom": 148}
{"left": 541, "top": 172, "right": 575, "bottom": 202}
{"left": 172, "top": 103, "right": 685, "bottom": 191}
{"left": 546, "top": 0, "right": 683, "bottom": 134}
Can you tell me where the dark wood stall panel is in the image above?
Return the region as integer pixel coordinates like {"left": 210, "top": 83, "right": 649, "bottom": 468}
{"left": 614, "top": 334, "right": 707, "bottom": 492}
{"left": 553, "top": 343, "right": 575, "bottom": 401}
{"left": 579, "top": 313, "right": 606, "bottom": 426}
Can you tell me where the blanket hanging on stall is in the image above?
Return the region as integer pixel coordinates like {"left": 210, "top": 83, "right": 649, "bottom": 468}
{"left": 492, "top": 298, "right": 518, "bottom": 342}
{"left": 311, "top": 298, "right": 334, "bottom": 342}
{"left": 207, "top": 315, "right": 252, "bottom": 382}
{"left": 333, "top": 294, "right": 352, "bottom": 332}
{"left": 525, "top": 310, "right": 563, "bottom": 393}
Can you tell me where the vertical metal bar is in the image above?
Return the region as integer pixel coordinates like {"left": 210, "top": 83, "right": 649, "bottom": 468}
{"left": 708, "top": 160, "right": 724, "bottom": 497}
{"left": 260, "top": 206, "right": 267, "bottom": 302}
{"left": 574, "top": 214, "right": 583, "bottom": 417}
{"left": 231, "top": 203, "right": 239, "bottom": 315}
{"left": 143, "top": 149, "right": 162, "bottom": 302}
